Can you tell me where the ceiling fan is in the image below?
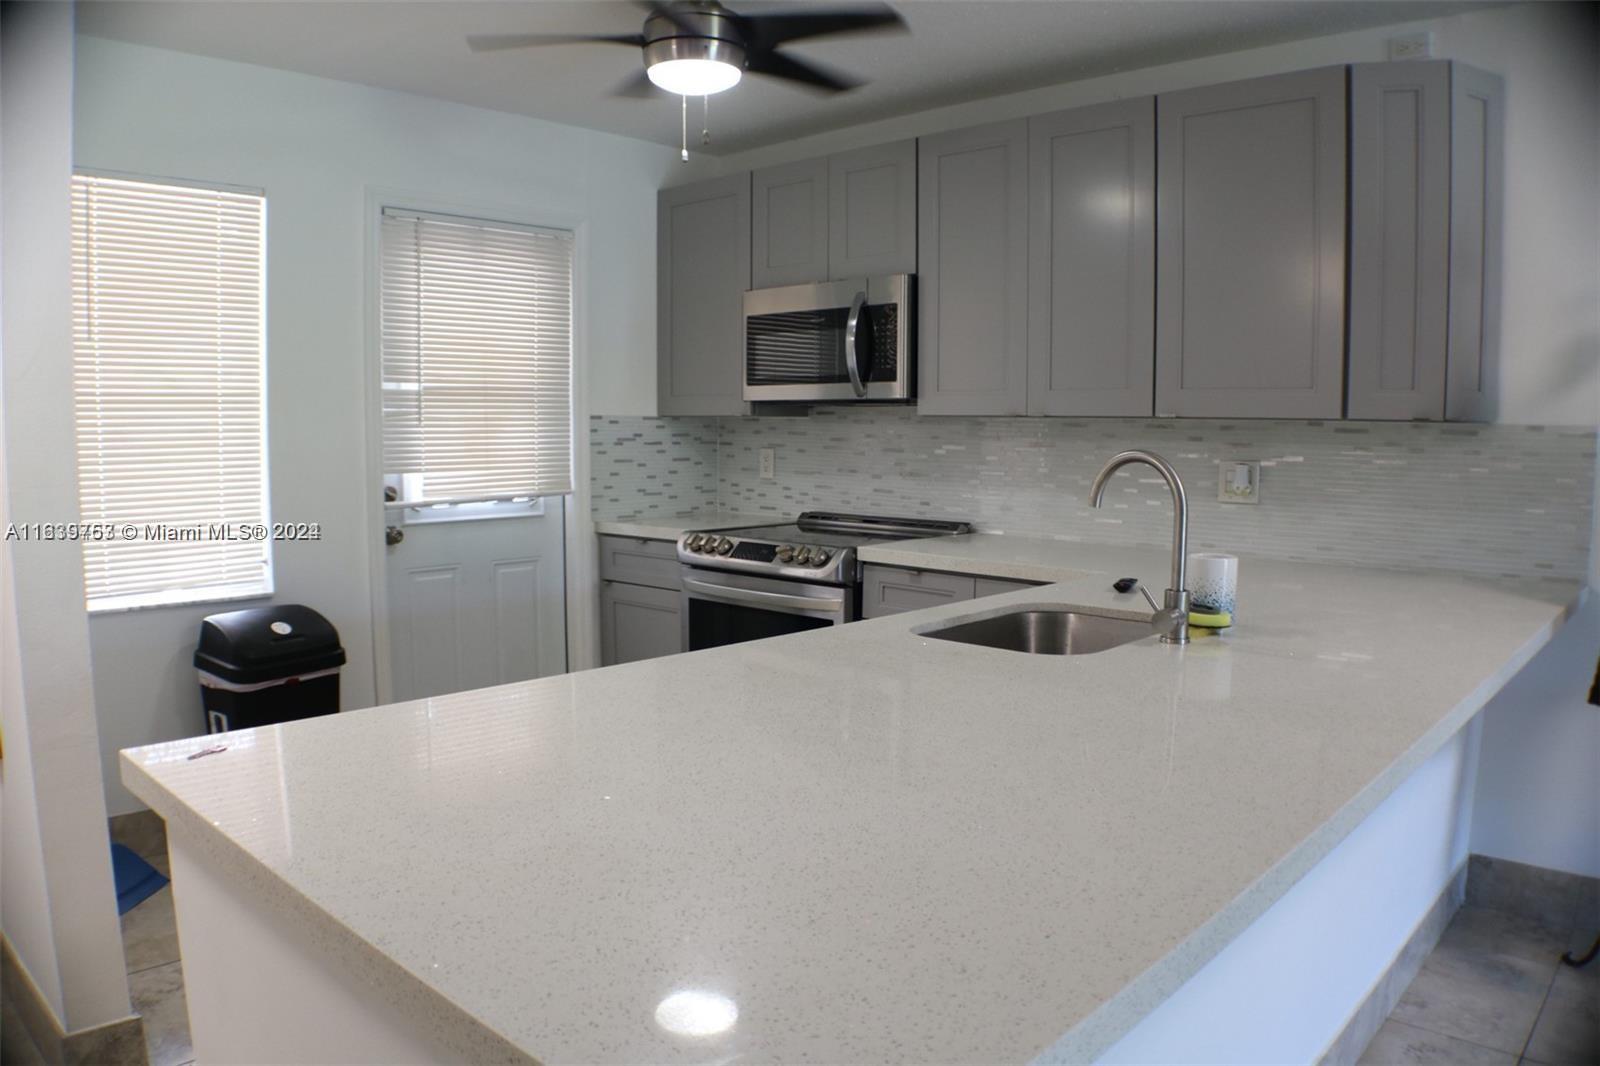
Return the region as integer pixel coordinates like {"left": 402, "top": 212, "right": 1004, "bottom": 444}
{"left": 467, "top": 1, "right": 908, "bottom": 99}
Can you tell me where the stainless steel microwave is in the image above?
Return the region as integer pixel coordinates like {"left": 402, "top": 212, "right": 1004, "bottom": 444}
{"left": 742, "top": 274, "right": 913, "bottom": 403}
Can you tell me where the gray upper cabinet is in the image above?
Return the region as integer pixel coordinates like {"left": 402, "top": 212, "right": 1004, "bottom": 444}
{"left": 1155, "top": 67, "right": 1347, "bottom": 419}
{"left": 1027, "top": 97, "right": 1155, "bottom": 416}
{"left": 658, "top": 174, "right": 750, "bottom": 416}
{"left": 1445, "top": 64, "right": 1504, "bottom": 422}
{"left": 1348, "top": 61, "right": 1451, "bottom": 420}
{"left": 751, "top": 157, "right": 828, "bottom": 288}
{"left": 1348, "top": 61, "right": 1503, "bottom": 421}
{"left": 917, "top": 120, "right": 1030, "bottom": 416}
{"left": 829, "top": 139, "right": 917, "bottom": 278}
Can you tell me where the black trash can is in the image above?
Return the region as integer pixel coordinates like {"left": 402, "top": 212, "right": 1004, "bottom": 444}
{"left": 195, "top": 605, "right": 346, "bottom": 734}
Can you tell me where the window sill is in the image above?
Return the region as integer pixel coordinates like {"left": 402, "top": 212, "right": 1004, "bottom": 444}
{"left": 87, "top": 585, "right": 274, "bottom": 616}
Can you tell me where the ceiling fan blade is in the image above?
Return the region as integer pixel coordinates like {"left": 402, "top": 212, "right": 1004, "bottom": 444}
{"left": 467, "top": 33, "right": 645, "bottom": 53}
{"left": 745, "top": 49, "right": 861, "bottom": 93}
{"left": 736, "top": 5, "right": 906, "bottom": 50}
{"left": 612, "top": 69, "right": 662, "bottom": 99}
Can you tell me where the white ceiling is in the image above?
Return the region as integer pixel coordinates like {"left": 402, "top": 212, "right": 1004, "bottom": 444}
{"left": 77, "top": 0, "right": 1498, "bottom": 155}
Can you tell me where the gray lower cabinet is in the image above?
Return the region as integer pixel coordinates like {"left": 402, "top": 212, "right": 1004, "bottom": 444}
{"left": 600, "top": 581, "right": 681, "bottom": 666}
{"left": 1027, "top": 97, "right": 1155, "bottom": 416}
{"left": 752, "top": 157, "right": 828, "bottom": 289}
{"left": 917, "top": 119, "right": 1030, "bottom": 415}
{"left": 1154, "top": 67, "right": 1348, "bottom": 419}
{"left": 829, "top": 139, "right": 917, "bottom": 278}
{"left": 861, "top": 564, "right": 1040, "bottom": 619}
{"left": 598, "top": 535, "right": 682, "bottom": 666}
{"left": 658, "top": 175, "right": 750, "bottom": 415}
{"left": 1347, "top": 61, "right": 1502, "bottom": 421}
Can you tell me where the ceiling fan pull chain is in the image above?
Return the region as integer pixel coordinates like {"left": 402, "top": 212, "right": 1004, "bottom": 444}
{"left": 680, "top": 93, "right": 688, "bottom": 161}
{"left": 701, "top": 95, "right": 711, "bottom": 147}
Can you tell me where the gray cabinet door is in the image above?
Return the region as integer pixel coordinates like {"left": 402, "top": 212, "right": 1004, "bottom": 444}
{"left": 1155, "top": 67, "right": 1347, "bottom": 418}
{"left": 1027, "top": 97, "right": 1155, "bottom": 416}
{"left": 828, "top": 139, "right": 917, "bottom": 278}
{"left": 752, "top": 157, "right": 828, "bottom": 288}
{"left": 861, "top": 565, "right": 975, "bottom": 618}
{"left": 1445, "top": 64, "right": 1503, "bottom": 422}
{"left": 596, "top": 535, "right": 680, "bottom": 591}
{"left": 1348, "top": 62, "right": 1450, "bottom": 421}
{"left": 917, "top": 120, "right": 1029, "bottom": 415}
{"left": 600, "top": 580, "right": 682, "bottom": 665}
{"left": 973, "top": 576, "right": 1039, "bottom": 598}
{"left": 657, "top": 174, "right": 750, "bottom": 415}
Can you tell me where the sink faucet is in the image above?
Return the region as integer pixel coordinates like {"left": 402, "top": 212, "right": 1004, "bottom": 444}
{"left": 1089, "top": 450, "right": 1190, "bottom": 645}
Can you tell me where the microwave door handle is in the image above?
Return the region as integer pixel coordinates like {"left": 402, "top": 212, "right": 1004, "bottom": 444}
{"left": 845, "top": 289, "right": 869, "bottom": 398}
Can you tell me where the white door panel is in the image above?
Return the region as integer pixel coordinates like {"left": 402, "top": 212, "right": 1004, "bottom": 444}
{"left": 385, "top": 500, "right": 566, "bottom": 702}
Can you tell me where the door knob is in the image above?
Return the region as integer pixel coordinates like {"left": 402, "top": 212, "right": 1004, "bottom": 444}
{"left": 385, "top": 526, "right": 404, "bottom": 546}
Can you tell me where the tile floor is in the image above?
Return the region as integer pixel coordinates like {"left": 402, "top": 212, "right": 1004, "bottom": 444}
{"left": 1360, "top": 857, "right": 1600, "bottom": 1065}
{"left": 111, "top": 811, "right": 194, "bottom": 1066}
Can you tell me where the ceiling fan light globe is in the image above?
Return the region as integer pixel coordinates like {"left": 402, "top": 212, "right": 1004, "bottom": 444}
{"left": 647, "top": 57, "right": 742, "bottom": 95}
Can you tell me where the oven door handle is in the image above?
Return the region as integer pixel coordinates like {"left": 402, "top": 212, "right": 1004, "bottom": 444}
{"left": 844, "top": 289, "right": 869, "bottom": 398}
{"left": 683, "top": 577, "right": 845, "bottom": 615}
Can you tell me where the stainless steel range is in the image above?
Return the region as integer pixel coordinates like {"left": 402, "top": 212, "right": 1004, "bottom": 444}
{"left": 677, "top": 512, "right": 972, "bottom": 652}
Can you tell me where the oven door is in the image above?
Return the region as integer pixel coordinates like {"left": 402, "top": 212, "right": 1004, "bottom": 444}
{"left": 743, "top": 274, "right": 912, "bottom": 403}
{"left": 681, "top": 567, "right": 854, "bottom": 652}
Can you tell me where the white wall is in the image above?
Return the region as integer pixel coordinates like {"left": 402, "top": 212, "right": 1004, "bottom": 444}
{"left": 0, "top": 0, "right": 134, "bottom": 1033}
{"left": 73, "top": 36, "right": 683, "bottom": 814}
{"left": 1471, "top": 597, "right": 1600, "bottom": 878}
{"left": 707, "top": 1, "right": 1600, "bottom": 429}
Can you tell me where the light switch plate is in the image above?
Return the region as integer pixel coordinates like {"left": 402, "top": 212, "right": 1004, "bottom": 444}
{"left": 759, "top": 448, "right": 775, "bottom": 480}
{"left": 1219, "top": 460, "right": 1261, "bottom": 504}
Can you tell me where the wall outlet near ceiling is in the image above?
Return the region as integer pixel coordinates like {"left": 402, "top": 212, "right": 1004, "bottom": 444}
{"left": 1388, "top": 32, "right": 1434, "bottom": 60}
{"left": 759, "top": 447, "right": 776, "bottom": 480}
{"left": 1219, "top": 461, "right": 1261, "bottom": 505}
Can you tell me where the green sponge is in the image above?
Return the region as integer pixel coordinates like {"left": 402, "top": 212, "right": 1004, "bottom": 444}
{"left": 1189, "top": 608, "right": 1233, "bottom": 629}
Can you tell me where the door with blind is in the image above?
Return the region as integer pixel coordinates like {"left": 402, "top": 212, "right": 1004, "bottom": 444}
{"left": 377, "top": 209, "right": 571, "bottom": 702}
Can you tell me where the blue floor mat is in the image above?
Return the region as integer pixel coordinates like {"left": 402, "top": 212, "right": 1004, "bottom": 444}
{"left": 111, "top": 843, "right": 168, "bottom": 915}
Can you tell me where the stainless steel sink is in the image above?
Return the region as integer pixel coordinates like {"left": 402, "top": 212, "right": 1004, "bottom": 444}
{"left": 919, "top": 607, "right": 1152, "bottom": 656}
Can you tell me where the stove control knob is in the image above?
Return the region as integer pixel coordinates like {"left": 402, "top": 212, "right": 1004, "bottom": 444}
{"left": 716, "top": 537, "right": 734, "bottom": 555}
{"left": 776, "top": 545, "right": 794, "bottom": 563}
{"left": 794, "top": 546, "right": 812, "bottom": 565}
{"left": 686, "top": 534, "right": 703, "bottom": 551}
{"left": 811, "top": 549, "right": 831, "bottom": 567}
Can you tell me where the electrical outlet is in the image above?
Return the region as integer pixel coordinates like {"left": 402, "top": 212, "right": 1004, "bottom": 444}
{"left": 1218, "top": 461, "right": 1261, "bottom": 505}
{"left": 759, "top": 448, "right": 775, "bottom": 480}
{"left": 1388, "top": 32, "right": 1434, "bottom": 60}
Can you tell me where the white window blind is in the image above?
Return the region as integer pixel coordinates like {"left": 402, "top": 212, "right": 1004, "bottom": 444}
{"left": 71, "top": 174, "right": 270, "bottom": 612}
{"left": 380, "top": 210, "right": 574, "bottom": 507}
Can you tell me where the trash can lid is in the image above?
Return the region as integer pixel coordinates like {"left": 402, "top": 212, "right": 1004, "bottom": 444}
{"left": 194, "top": 604, "right": 346, "bottom": 685}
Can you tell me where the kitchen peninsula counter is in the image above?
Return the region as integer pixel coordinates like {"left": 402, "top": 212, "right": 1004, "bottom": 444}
{"left": 122, "top": 543, "right": 1583, "bottom": 1064}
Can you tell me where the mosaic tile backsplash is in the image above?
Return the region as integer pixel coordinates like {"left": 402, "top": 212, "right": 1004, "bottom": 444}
{"left": 590, "top": 411, "right": 1596, "bottom": 581}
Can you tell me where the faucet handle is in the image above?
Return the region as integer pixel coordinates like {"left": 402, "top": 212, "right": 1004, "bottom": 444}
{"left": 1138, "top": 584, "right": 1160, "bottom": 613}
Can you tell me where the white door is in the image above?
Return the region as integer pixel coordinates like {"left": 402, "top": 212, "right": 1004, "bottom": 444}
{"left": 384, "top": 498, "right": 566, "bottom": 702}
{"left": 372, "top": 207, "right": 576, "bottom": 703}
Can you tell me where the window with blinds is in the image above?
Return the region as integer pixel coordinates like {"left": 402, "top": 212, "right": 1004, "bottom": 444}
{"left": 70, "top": 174, "right": 270, "bottom": 613}
{"left": 380, "top": 210, "right": 574, "bottom": 508}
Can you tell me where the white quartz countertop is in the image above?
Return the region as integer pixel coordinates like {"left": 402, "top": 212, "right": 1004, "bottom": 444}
{"left": 122, "top": 540, "right": 1583, "bottom": 1064}
{"left": 593, "top": 510, "right": 780, "bottom": 541}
